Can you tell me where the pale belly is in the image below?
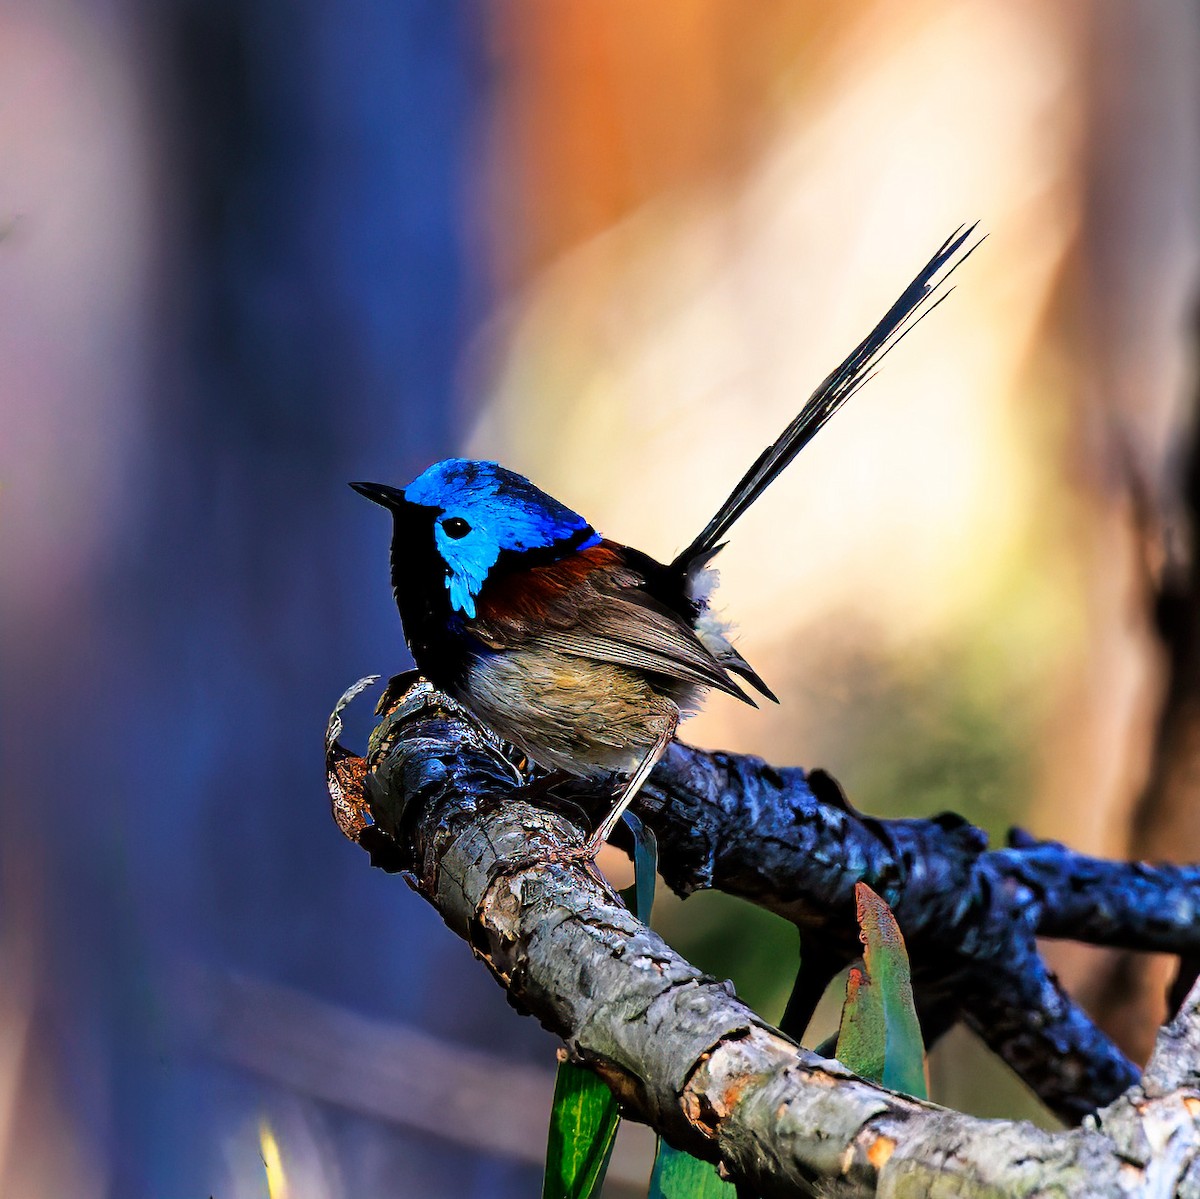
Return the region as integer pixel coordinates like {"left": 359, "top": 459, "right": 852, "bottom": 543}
{"left": 460, "top": 646, "right": 687, "bottom": 778}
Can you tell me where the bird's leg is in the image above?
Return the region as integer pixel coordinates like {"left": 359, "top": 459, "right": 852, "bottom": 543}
{"left": 495, "top": 719, "right": 676, "bottom": 877}
{"left": 583, "top": 714, "right": 678, "bottom": 857}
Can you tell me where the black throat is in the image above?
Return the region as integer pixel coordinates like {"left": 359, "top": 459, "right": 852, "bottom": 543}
{"left": 388, "top": 504, "right": 474, "bottom": 690}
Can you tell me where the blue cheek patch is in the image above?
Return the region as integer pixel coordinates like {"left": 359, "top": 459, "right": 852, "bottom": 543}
{"left": 445, "top": 545, "right": 494, "bottom": 618}
{"left": 448, "top": 577, "right": 477, "bottom": 619}
{"left": 436, "top": 523, "right": 500, "bottom": 618}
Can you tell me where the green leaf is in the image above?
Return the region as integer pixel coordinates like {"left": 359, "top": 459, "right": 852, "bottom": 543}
{"left": 622, "top": 811, "right": 657, "bottom": 924}
{"left": 834, "top": 882, "right": 926, "bottom": 1098}
{"left": 542, "top": 1061, "right": 621, "bottom": 1199}
{"left": 834, "top": 963, "right": 885, "bottom": 1082}
{"left": 647, "top": 1142, "right": 736, "bottom": 1199}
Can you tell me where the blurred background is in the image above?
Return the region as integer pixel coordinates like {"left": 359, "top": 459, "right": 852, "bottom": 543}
{"left": 2, "top": 1, "right": 1199, "bottom": 1195}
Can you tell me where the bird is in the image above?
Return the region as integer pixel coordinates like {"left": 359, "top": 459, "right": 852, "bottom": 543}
{"left": 352, "top": 225, "right": 979, "bottom": 856}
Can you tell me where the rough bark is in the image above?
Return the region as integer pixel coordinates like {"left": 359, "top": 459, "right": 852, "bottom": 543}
{"left": 326, "top": 675, "right": 1200, "bottom": 1195}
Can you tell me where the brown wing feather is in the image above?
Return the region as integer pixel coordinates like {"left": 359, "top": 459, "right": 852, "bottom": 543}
{"left": 472, "top": 544, "right": 754, "bottom": 705}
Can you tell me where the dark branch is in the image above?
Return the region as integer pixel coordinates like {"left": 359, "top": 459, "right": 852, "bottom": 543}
{"left": 637, "top": 744, "right": 1177, "bottom": 1120}
{"left": 335, "top": 674, "right": 1200, "bottom": 1124}
{"left": 998, "top": 829, "right": 1200, "bottom": 952}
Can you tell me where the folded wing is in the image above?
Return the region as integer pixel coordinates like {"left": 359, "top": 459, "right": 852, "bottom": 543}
{"left": 471, "top": 543, "right": 755, "bottom": 705}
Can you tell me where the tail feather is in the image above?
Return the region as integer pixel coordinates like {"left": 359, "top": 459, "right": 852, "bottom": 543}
{"left": 674, "top": 224, "right": 982, "bottom": 570}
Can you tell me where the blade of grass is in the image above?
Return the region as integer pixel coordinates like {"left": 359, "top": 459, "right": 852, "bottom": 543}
{"left": 834, "top": 964, "right": 885, "bottom": 1080}
{"left": 647, "top": 1141, "right": 736, "bottom": 1198}
{"left": 622, "top": 811, "right": 657, "bottom": 924}
{"left": 834, "top": 882, "right": 926, "bottom": 1099}
{"left": 542, "top": 1062, "right": 620, "bottom": 1199}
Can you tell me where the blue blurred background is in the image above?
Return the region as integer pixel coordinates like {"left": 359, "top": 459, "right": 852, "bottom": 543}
{"left": 2, "top": 2, "right": 1199, "bottom": 1196}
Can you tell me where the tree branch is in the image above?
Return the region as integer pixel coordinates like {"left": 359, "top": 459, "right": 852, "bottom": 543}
{"left": 635, "top": 745, "right": 1182, "bottom": 1119}
{"left": 325, "top": 675, "right": 1200, "bottom": 1197}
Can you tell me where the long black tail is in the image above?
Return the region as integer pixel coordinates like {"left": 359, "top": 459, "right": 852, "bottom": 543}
{"left": 674, "top": 224, "right": 982, "bottom": 570}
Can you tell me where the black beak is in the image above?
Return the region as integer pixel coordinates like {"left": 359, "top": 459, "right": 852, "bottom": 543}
{"left": 349, "top": 480, "right": 407, "bottom": 509}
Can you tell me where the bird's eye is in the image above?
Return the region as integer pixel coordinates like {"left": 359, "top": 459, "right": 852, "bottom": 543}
{"left": 441, "top": 516, "right": 471, "bottom": 539}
